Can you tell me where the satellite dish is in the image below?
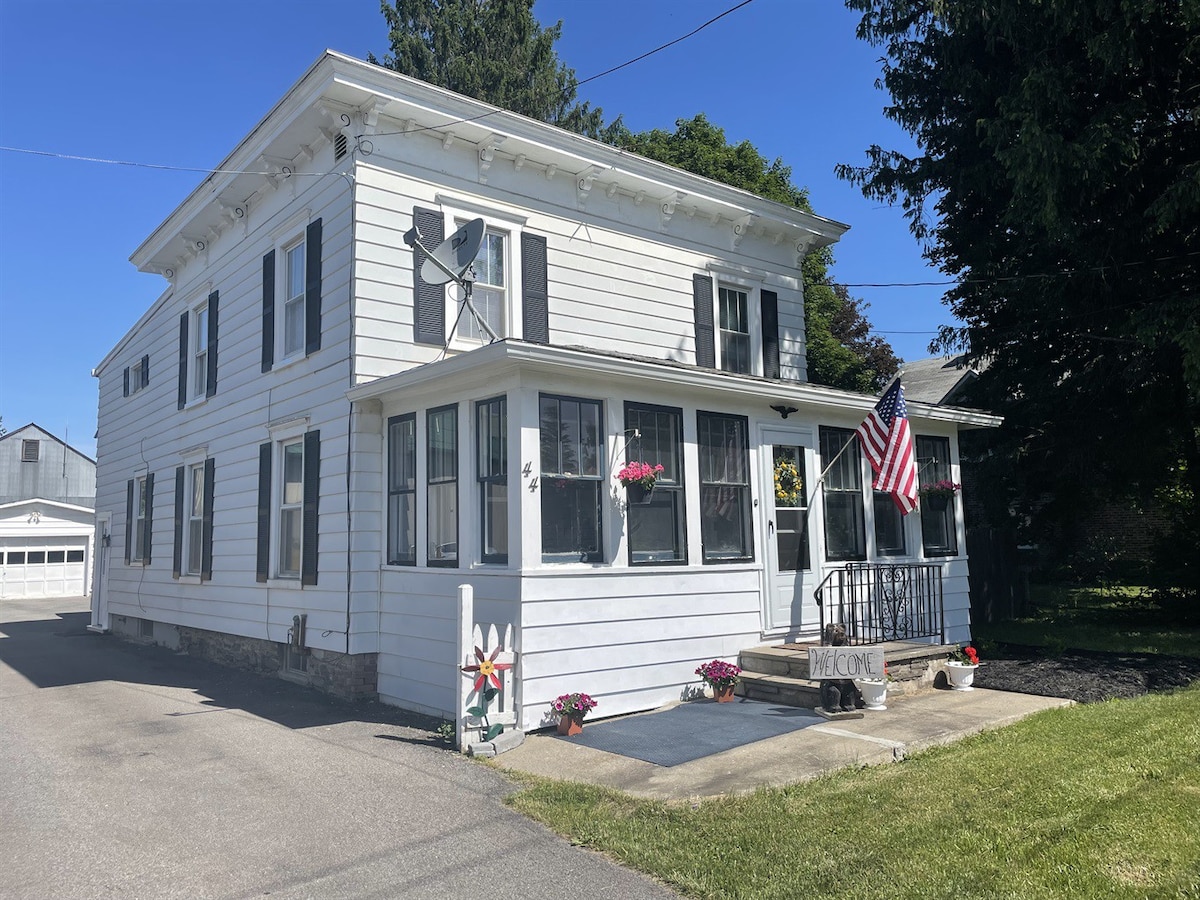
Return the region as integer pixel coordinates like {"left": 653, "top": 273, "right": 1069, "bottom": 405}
{"left": 419, "top": 218, "right": 485, "bottom": 286}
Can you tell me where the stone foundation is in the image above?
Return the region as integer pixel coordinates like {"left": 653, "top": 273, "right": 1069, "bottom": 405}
{"left": 109, "top": 615, "right": 378, "bottom": 701}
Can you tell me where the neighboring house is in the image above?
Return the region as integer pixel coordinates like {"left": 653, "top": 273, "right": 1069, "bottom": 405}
{"left": 0, "top": 424, "right": 96, "bottom": 600}
{"left": 90, "top": 52, "right": 998, "bottom": 730}
{"left": 901, "top": 356, "right": 983, "bottom": 407}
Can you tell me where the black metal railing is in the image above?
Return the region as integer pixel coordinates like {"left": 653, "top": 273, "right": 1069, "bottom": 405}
{"left": 815, "top": 563, "right": 945, "bottom": 645}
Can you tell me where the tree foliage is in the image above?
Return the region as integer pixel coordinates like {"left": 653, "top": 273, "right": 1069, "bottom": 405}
{"left": 840, "top": 0, "right": 1200, "bottom": 566}
{"left": 618, "top": 115, "right": 899, "bottom": 392}
{"left": 369, "top": 0, "right": 615, "bottom": 139}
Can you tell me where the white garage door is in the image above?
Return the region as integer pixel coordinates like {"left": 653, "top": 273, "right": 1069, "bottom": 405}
{"left": 0, "top": 536, "right": 89, "bottom": 599}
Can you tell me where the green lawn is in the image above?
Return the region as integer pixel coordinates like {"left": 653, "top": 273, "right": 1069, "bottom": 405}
{"left": 507, "top": 686, "right": 1200, "bottom": 899}
{"left": 973, "top": 584, "right": 1200, "bottom": 657}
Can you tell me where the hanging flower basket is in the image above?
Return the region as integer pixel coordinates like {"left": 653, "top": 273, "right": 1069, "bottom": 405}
{"left": 919, "top": 480, "right": 961, "bottom": 511}
{"left": 617, "top": 462, "right": 663, "bottom": 506}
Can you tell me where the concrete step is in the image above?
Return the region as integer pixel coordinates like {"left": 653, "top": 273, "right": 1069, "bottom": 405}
{"left": 738, "top": 640, "right": 960, "bottom": 707}
{"left": 738, "top": 672, "right": 823, "bottom": 708}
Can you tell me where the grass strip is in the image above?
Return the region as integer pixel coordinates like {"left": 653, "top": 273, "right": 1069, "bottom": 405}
{"left": 507, "top": 685, "right": 1200, "bottom": 899}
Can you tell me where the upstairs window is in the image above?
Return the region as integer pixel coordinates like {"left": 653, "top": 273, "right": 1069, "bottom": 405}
{"left": 283, "top": 238, "right": 306, "bottom": 359}
{"left": 192, "top": 304, "right": 209, "bottom": 401}
{"left": 457, "top": 228, "right": 507, "bottom": 343}
{"left": 718, "top": 286, "right": 751, "bottom": 374}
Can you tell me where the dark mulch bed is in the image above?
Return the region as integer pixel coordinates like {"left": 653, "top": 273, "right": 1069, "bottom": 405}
{"left": 975, "top": 644, "right": 1200, "bottom": 704}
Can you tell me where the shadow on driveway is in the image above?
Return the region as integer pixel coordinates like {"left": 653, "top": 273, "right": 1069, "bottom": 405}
{"left": 0, "top": 606, "right": 445, "bottom": 741}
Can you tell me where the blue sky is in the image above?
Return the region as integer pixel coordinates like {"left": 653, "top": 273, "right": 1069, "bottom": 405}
{"left": 0, "top": 0, "right": 949, "bottom": 459}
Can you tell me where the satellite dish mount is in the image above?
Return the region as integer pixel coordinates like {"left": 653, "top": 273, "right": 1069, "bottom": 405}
{"left": 402, "top": 217, "right": 498, "bottom": 342}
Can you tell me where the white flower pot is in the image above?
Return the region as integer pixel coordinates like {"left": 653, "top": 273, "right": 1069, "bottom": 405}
{"left": 945, "top": 662, "right": 979, "bottom": 691}
{"left": 854, "top": 678, "right": 888, "bottom": 710}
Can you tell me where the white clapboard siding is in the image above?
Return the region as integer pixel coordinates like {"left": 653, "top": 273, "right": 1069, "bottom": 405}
{"left": 94, "top": 138, "right": 359, "bottom": 652}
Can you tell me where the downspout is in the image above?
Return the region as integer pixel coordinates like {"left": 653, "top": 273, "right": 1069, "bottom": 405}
{"left": 341, "top": 162, "right": 358, "bottom": 657}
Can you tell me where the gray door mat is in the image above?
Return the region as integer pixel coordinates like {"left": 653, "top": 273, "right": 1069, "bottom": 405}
{"left": 554, "top": 699, "right": 824, "bottom": 767}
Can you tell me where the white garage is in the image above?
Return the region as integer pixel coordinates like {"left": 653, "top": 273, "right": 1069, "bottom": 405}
{"left": 0, "top": 500, "right": 94, "bottom": 600}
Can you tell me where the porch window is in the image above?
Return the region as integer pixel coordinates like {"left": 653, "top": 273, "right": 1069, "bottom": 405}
{"left": 917, "top": 435, "right": 958, "bottom": 556}
{"left": 873, "top": 492, "right": 907, "bottom": 556}
{"left": 427, "top": 406, "right": 458, "bottom": 566}
{"left": 819, "top": 427, "right": 866, "bottom": 561}
{"left": 697, "top": 412, "right": 752, "bottom": 563}
{"left": 387, "top": 413, "right": 417, "bottom": 566}
{"left": 477, "top": 397, "right": 508, "bottom": 564}
{"left": 540, "top": 395, "right": 602, "bottom": 563}
{"left": 625, "top": 403, "right": 686, "bottom": 565}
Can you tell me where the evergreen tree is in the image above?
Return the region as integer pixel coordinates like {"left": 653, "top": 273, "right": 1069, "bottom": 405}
{"left": 840, "top": 0, "right": 1199, "bottom": 577}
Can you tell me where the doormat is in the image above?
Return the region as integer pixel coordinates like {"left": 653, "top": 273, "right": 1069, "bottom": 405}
{"left": 554, "top": 699, "right": 823, "bottom": 767}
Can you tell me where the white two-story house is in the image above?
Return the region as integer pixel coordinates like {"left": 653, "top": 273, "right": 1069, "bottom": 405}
{"left": 91, "top": 51, "right": 996, "bottom": 730}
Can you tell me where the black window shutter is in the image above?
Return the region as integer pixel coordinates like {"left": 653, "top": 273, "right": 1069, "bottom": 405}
{"left": 201, "top": 457, "right": 215, "bottom": 581}
{"left": 123, "top": 367, "right": 130, "bottom": 398}
{"left": 141, "top": 353, "right": 150, "bottom": 388}
{"left": 177, "top": 312, "right": 189, "bottom": 410}
{"left": 301, "top": 430, "right": 320, "bottom": 586}
{"left": 143, "top": 472, "right": 155, "bottom": 565}
{"left": 521, "top": 232, "right": 549, "bottom": 344}
{"left": 262, "top": 250, "right": 275, "bottom": 373}
{"left": 205, "top": 291, "right": 219, "bottom": 398}
{"left": 761, "top": 289, "right": 780, "bottom": 380}
{"left": 172, "top": 466, "right": 184, "bottom": 579}
{"left": 125, "top": 479, "right": 134, "bottom": 564}
{"left": 305, "top": 218, "right": 323, "bottom": 355}
{"left": 693, "top": 274, "right": 716, "bottom": 369}
{"left": 256, "top": 443, "right": 272, "bottom": 583}
{"left": 413, "top": 207, "right": 446, "bottom": 345}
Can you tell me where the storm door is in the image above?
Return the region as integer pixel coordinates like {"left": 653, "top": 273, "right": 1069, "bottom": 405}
{"left": 760, "top": 427, "right": 818, "bottom": 636}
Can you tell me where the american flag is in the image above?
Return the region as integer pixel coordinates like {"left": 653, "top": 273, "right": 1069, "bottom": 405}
{"left": 856, "top": 378, "right": 918, "bottom": 515}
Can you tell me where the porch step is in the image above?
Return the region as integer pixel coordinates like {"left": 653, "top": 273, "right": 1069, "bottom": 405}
{"left": 738, "top": 672, "right": 823, "bottom": 708}
{"left": 737, "top": 641, "right": 959, "bottom": 709}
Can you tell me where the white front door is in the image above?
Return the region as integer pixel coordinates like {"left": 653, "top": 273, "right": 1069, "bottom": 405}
{"left": 760, "top": 426, "right": 819, "bottom": 637}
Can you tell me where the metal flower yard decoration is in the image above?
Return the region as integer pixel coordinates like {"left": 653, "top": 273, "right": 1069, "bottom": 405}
{"left": 461, "top": 645, "right": 513, "bottom": 742}
{"left": 462, "top": 644, "right": 511, "bottom": 692}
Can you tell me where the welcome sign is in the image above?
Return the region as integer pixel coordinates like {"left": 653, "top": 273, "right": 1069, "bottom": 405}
{"left": 808, "top": 646, "right": 886, "bottom": 680}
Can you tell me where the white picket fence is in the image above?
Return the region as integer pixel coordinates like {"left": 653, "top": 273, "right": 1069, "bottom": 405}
{"left": 455, "top": 584, "right": 519, "bottom": 752}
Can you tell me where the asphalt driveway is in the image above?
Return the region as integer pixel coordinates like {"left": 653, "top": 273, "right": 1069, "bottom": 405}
{"left": 0, "top": 597, "right": 677, "bottom": 899}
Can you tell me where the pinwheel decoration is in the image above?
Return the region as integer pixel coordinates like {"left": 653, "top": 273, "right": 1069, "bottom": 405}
{"left": 462, "top": 644, "right": 512, "bottom": 692}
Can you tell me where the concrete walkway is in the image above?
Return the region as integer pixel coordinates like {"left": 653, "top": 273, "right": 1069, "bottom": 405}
{"left": 495, "top": 689, "right": 1072, "bottom": 801}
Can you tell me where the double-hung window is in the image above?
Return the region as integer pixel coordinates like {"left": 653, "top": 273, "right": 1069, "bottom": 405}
{"left": 697, "top": 412, "right": 753, "bottom": 562}
{"left": 873, "top": 491, "right": 907, "bottom": 556}
{"left": 126, "top": 473, "right": 154, "bottom": 565}
{"left": 283, "top": 239, "right": 306, "bottom": 359}
{"left": 278, "top": 439, "right": 305, "bottom": 578}
{"left": 174, "top": 456, "right": 214, "bottom": 580}
{"left": 186, "top": 463, "right": 205, "bottom": 575}
{"left": 625, "top": 403, "right": 685, "bottom": 564}
{"left": 387, "top": 414, "right": 417, "bottom": 566}
{"left": 457, "top": 228, "right": 507, "bottom": 342}
{"left": 918, "top": 435, "right": 959, "bottom": 556}
{"left": 718, "top": 286, "right": 751, "bottom": 374}
{"left": 192, "top": 304, "right": 209, "bottom": 401}
{"left": 427, "top": 406, "right": 458, "bottom": 566}
{"left": 477, "top": 397, "right": 508, "bottom": 564}
{"left": 256, "top": 427, "right": 319, "bottom": 585}
{"left": 540, "top": 395, "right": 602, "bottom": 563}
{"left": 820, "top": 427, "right": 867, "bottom": 561}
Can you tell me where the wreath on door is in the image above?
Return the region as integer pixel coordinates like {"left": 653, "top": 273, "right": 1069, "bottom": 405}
{"left": 774, "top": 458, "right": 802, "bottom": 507}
